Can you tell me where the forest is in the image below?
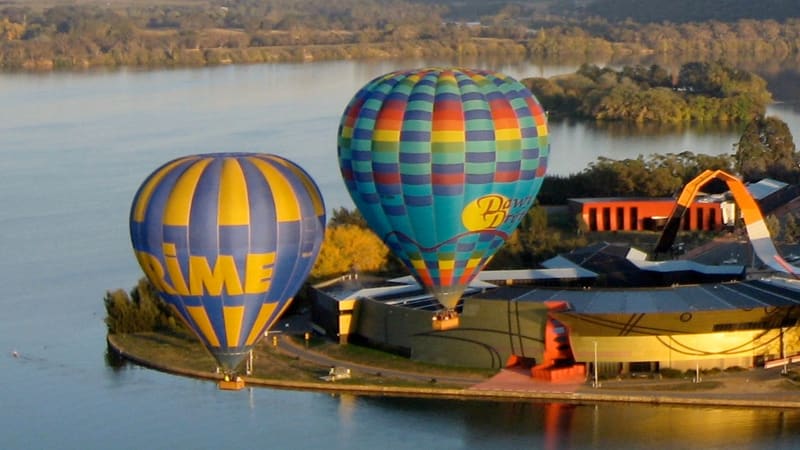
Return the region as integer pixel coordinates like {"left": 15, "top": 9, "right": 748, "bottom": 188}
{"left": 522, "top": 62, "right": 772, "bottom": 123}
{"left": 1, "top": 0, "right": 799, "bottom": 70}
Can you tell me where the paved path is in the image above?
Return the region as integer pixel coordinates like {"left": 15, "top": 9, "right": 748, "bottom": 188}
{"left": 276, "top": 336, "right": 487, "bottom": 386}
{"left": 468, "top": 368, "right": 584, "bottom": 394}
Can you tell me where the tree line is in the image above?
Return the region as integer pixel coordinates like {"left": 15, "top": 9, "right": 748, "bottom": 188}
{"left": 3, "top": 0, "right": 800, "bottom": 70}
{"left": 522, "top": 62, "right": 772, "bottom": 123}
{"left": 539, "top": 115, "right": 799, "bottom": 203}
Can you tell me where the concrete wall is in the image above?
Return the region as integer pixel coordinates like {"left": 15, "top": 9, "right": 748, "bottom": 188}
{"left": 310, "top": 289, "right": 342, "bottom": 339}
{"left": 569, "top": 326, "right": 800, "bottom": 371}
{"left": 349, "top": 296, "right": 550, "bottom": 369}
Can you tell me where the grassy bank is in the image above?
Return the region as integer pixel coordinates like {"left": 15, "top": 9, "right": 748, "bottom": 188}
{"left": 108, "top": 331, "right": 800, "bottom": 408}
{"left": 109, "top": 331, "right": 488, "bottom": 389}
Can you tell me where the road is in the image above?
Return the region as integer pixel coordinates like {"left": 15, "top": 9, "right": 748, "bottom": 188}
{"left": 274, "top": 335, "right": 488, "bottom": 386}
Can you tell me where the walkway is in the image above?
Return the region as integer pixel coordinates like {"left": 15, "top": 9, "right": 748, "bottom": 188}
{"left": 276, "top": 336, "right": 486, "bottom": 386}
{"left": 273, "top": 333, "right": 800, "bottom": 408}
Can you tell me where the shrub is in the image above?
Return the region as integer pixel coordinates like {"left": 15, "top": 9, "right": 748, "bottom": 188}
{"left": 659, "top": 368, "right": 683, "bottom": 378}
{"left": 104, "top": 278, "right": 185, "bottom": 335}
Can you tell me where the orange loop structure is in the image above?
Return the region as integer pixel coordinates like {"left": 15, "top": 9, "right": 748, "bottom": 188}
{"left": 654, "top": 169, "right": 799, "bottom": 276}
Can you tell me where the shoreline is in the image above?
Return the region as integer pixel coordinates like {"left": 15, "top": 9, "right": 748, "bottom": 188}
{"left": 107, "top": 334, "right": 800, "bottom": 409}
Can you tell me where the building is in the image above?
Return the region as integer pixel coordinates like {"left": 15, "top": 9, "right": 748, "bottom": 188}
{"left": 309, "top": 243, "right": 800, "bottom": 380}
{"left": 569, "top": 196, "right": 730, "bottom": 232}
{"left": 569, "top": 177, "right": 798, "bottom": 233}
{"left": 309, "top": 173, "right": 800, "bottom": 381}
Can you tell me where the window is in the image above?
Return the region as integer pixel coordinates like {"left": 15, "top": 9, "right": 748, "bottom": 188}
{"left": 588, "top": 207, "right": 598, "bottom": 231}
{"left": 630, "top": 207, "right": 638, "bottom": 231}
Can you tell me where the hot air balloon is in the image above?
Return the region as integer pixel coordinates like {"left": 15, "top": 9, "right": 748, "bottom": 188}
{"left": 130, "top": 153, "right": 325, "bottom": 379}
{"left": 337, "top": 67, "right": 549, "bottom": 320}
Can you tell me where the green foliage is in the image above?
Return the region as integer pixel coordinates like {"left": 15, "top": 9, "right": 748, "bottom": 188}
{"left": 104, "top": 278, "right": 185, "bottom": 335}
{"left": 735, "top": 115, "right": 800, "bottom": 183}
{"left": 783, "top": 213, "right": 800, "bottom": 244}
{"left": 328, "top": 206, "right": 367, "bottom": 228}
{"left": 659, "top": 368, "right": 684, "bottom": 378}
{"left": 538, "top": 151, "right": 734, "bottom": 204}
{"left": 524, "top": 62, "right": 770, "bottom": 123}
{"left": 490, "top": 203, "right": 589, "bottom": 267}
{"left": 765, "top": 214, "right": 782, "bottom": 241}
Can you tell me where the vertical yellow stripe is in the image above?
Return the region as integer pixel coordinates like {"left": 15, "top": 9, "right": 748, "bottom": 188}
{"left": 186, "top": 306, "right": 221, "bottom": 347}
{"left": 218, "top": 158, "right": 250, "bottom": 226}
{"left": 163, "top": 158, "right": 213, "bottom": 226}
{"left": 224, "top": 305, "right": 244, "bottom": 348}
{"left": 133, "top": 156, "right": 198, "bottom": 222}
{"left": 247, "top": 157, "right": 300, "bottom": 222}
{"left": 244, "top": 302, "right": 279, "bottom": 345}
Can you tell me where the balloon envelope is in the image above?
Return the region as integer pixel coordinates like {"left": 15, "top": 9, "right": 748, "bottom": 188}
{"left": 130, "top": 153, "right": 325, "bottom": 371}
{"left": 338, "top": 67, "right": 549, "bottom": 310}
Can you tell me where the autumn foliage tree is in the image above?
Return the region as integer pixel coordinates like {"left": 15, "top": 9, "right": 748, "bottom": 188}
{"left": 311, "top": 223, "right": 390, "bottom": 280}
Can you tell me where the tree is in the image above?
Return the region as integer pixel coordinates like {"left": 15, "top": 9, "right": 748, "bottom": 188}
{"left": 104, "top": 278, "right": 183, "bottom": 334}
{"left": 783, "top": 213, "right": 800, "bottom": 244}
{"left": 765, "top": 214, "right": 781, "bottom": 241}
{"left": 311, "top": 224, "right": 389, "bottom": 280}
{"left": 328, "top": 206, "right": 367, "bottom": 228}
{"left": 735, "top": 115, "right": 799, "bottom": 182}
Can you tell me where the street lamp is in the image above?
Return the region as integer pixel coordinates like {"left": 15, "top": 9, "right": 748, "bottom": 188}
{"left": 593, "top": 341, "right": 600, "bottom": 388}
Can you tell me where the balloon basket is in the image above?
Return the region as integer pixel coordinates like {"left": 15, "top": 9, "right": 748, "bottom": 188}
{"left": 218, "top": 376, "right": 245, "bottom": 391}
{"left": 432, "top": 315, "right": 459, "bottom": 331}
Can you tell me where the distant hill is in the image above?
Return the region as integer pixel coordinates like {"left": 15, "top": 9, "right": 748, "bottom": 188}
{"left": 583, "top": 0, "right": 800, "bottom": 23}
{"left": 414, "top": 0, "right": 798, "bottom": 23}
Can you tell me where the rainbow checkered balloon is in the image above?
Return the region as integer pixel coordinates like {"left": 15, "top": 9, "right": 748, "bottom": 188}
{"left": 338, "top": 68, "right": 549, "bottom": 310}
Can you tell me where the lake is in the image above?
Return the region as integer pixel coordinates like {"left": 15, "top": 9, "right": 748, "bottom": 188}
{"left": 2, "top": 59, "right": 800, "bottom": 449}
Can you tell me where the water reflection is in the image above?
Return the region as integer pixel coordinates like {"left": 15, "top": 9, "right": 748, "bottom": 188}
{"left": 356, "top": 396, "right": 800, "bottom": 449}
{"left": 586, "top": 118, "right": 745, "bottom": 137}
{"left": 104, "top": 347, "right": 129, "bottom": 371}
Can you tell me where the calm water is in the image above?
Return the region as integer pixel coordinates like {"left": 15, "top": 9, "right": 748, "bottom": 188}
{"left": 2, "top": 59, "right": 800, "bottom": 449}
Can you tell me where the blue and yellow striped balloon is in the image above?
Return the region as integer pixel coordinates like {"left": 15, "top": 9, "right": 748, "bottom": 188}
{"left": 338, "top": 68, "right": 549, "bottom": 311}
{"left": 130, "top": 153, "right": 325, "bottom": 372}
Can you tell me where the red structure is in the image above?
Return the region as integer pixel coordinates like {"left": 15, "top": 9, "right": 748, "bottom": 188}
{"left": 569, "top": 197, "right": 728, "bottom": 232}
{"left": 531, "top": 301, "right": 586, "bottom": 382}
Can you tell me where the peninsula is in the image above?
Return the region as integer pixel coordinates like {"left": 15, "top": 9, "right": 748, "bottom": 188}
{"left": 106, "top": 326, "right": 800, "bottom": 409}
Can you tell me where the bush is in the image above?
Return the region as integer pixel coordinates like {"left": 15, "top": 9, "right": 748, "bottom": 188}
{"left": 659, "top": 368, "right": 684, "bottom": 378}
{"left": 104, "top": 278, "right": 185, "bottom": 335}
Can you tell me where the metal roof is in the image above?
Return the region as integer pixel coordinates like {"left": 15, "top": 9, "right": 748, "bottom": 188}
{"left": 476, "top": 267, "right": 597, "bottom": 282}
{"left": 507, "top": 277, "right": 800, "bottom": 314}
{"left": 748, "top": 178, "right": 788, "bottom": 200}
